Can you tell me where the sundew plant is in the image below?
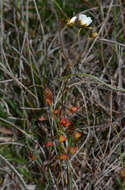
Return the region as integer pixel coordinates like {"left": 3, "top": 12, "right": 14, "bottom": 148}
{"left": 0, "top": 0, "right": 125, "bottom": 189}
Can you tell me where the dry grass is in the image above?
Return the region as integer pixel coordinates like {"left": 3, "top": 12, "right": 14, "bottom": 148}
{"left": 0, "top": 0, "right": 125, "bottom": 189}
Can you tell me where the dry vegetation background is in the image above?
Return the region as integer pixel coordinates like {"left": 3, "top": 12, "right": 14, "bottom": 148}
{"left": 0, "top": 0, "right": 125, "bottom": 189}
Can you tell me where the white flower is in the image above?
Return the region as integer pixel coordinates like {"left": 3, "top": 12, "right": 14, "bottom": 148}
{"left": 67, "top": 14, "right": 92, "bottom": 27}
{"left": 78, "top": 14, "right": 92, "bottom": 26}
{"left": 67, "top": 16, "right": 77, "bottom": 25}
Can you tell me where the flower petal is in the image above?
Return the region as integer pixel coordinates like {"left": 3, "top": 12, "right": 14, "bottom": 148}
{"left": 67, "top": 16, "right": 77, "bottom": 25}
{"left": 78, "top": 14, "right": 92, "bottom": 26}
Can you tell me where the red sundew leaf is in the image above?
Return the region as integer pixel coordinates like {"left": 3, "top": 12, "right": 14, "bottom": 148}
{"left": 52, "top": 108, "right": 61, "bottom": 119}
{"left": 28, "top": 153, "right": 36, "bottom": 161}
{"left": 64, "top": 121, "right": 71, "bottom": 127}
{"left": 60, "top": 118, "right": 67, "bottom": 125}
{"left": 45, "top": 98, "right": 52, "bottom": 106}
{"left": 59, "top": 154, "right": 68, "bottom": 160}
{"left": 45, "top": 141, "right": 53, "bottom": 147}
{"left": 69, "top": 146, "right": 77, "bottom": 154}
{"left": 71, "top": 106, "right": 78, "bottom": 113}
{"left": 59, "top": 135, "right": 67, "bottom": 143}
{"left": 120, "top": 168, "right": 125, "bottom": 182}
{"left": 44, "top": 88, "right": 52, "bottom": 106}
{"left": 53, "top": 108, "right": 61, "bottom": 115}
{"left": 60, "top": 118, "right": 71, "bottom": 127}
{"left": 74, "top": 131, "right": 82, "bottom": 140}
{"left": 38, "top": 116, "right": 46, "bottom": 122}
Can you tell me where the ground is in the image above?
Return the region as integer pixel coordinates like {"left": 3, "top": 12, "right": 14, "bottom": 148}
{"left": 0, "top": 0, "right": 125, "bottom": 189}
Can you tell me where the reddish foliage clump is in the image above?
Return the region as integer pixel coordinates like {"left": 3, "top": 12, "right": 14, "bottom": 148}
{"left": 60, "top": 118, "right": 71, "bottom": 127}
